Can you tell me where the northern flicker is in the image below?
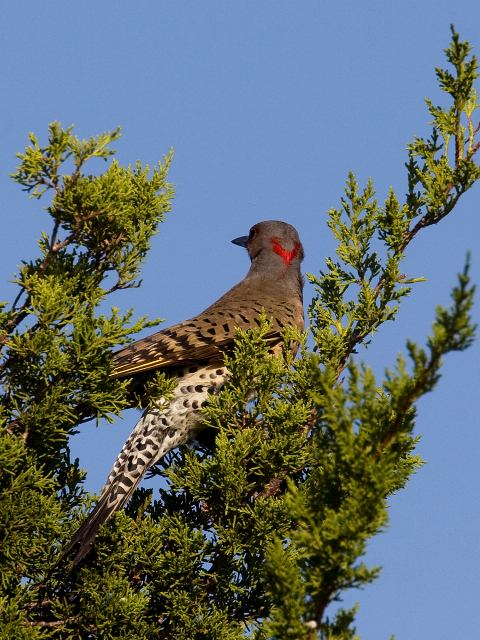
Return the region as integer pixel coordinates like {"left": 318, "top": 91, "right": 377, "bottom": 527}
{"left": 65, "top": 220, "right": 304, "bottom": 565}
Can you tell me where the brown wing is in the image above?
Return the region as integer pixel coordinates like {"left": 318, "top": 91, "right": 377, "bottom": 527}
{"left": 112, "top": 300, "right": 291, "bottom": 378}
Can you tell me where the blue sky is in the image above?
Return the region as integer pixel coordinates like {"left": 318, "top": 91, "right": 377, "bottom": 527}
{"left": 1, "top": 2, "right": 479, "bottom": 638}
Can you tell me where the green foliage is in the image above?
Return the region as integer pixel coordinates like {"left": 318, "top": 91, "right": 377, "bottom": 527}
{"left": 2, "top": 123, "right": 173, "bottom": 468}
{"left": 0, "top": 123, "right": 174, "bottom": 636}
{"left": 309, "top": 27, "right": 479, "bottom": 378}
{"left": 0, "top": 29, "right": 478, "bottom": 640}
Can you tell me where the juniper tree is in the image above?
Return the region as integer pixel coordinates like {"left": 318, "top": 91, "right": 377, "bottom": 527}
{"left": 0, "top": 27, "right": 478, "bottom": 640}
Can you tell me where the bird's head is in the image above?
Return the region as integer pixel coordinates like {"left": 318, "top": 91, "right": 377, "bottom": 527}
{"left": 232, "top": 220, "right": 304, "bottom": 277}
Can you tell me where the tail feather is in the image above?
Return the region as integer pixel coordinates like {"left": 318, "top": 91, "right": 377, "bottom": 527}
{"left": 67, "top": 477, "right": 141, "bottom": 566}
{"left": 67, "top": 457, "right": 159, "bottom": 566}
{"left": 62, "top": 407, "right": 186, "bottom": 566}
{"left": 65, "top": 495, "right": 115, "bottom": 566}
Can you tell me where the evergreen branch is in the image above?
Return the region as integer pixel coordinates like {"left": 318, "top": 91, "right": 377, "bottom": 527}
{"left": 4, "top": 231, "right": 77, "bottom": 337}
{"left": 309, "top": 29, "right": 479, "bottom": 381}
{"left": 336, "top": 189, "right": 464, "bottom": 377}
{"left": 28, "top": 619, "right": 65, "bottom": 628}
{"left": 0, "top": 32, "right": 477, "bottom": 639}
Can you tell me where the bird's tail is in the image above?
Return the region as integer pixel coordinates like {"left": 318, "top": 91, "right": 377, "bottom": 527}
{"left": 62, "top": 408, "right": 168, "bottom": 566}
{"left": 65, "top": 477, "right": 145, "bottom": 567}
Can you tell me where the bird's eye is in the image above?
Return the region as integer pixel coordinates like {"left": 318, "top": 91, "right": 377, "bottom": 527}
{"left": 249, "top": 228, "right": 256, "bottom": 239}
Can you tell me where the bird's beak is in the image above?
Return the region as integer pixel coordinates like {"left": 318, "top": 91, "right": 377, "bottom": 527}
{"left": 231, "top": 235, "right": 249, "bottom": 248}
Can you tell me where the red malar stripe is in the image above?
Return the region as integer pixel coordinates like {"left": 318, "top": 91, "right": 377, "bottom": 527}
{"left": 271, "top": 239, "right": 301, "bottom": 265}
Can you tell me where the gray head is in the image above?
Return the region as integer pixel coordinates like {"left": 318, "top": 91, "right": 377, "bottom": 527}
{"left": 232, "top": 220, "right": 304, "bottom": 277}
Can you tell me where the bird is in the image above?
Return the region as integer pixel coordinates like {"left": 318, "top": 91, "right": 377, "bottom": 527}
{"left": 65, "top": 220, "right": 304, "bottom": 565}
